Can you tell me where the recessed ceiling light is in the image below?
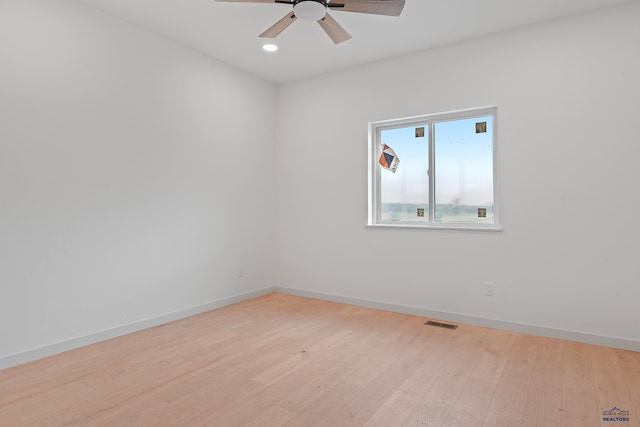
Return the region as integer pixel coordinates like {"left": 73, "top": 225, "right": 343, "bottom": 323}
{"left": 263, "top": 44, "right": 278, "bottom": 52}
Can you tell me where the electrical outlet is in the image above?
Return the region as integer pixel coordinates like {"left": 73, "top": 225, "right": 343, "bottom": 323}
{"left": 485, "top": 281, "right": 495, "bottom": 297}
{"left": 238, "top": 267, "right": 245, "bottom": 278}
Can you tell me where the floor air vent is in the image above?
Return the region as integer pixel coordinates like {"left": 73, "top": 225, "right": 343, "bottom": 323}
{"left": 424, "top": 320, "right": 458, "bottom": 330}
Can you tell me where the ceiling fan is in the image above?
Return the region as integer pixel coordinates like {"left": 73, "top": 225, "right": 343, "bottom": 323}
{"left": 215, "top": 0, "right": 406, "bottom": 44}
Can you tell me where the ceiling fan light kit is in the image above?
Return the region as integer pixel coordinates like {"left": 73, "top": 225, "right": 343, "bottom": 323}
{"left": 216, "top": 0, "right": 405, "bottom": 44}
{"left": 293, "top": 0, "right": 327, "bottom": 21}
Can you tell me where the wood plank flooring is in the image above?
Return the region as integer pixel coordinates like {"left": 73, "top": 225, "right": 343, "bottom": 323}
{"left": 0, "top": 293, "right": 638, "bottom": 426}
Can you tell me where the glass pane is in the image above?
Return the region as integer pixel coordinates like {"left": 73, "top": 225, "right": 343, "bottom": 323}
{"left": 379, "top": 124, "right": 429, "bottom": 223}
{"left": 434, "top": 116, "right": 494, "bottom": 224}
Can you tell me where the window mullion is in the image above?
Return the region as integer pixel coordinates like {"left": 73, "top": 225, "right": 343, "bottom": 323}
{"left": 428, "top": 122, "right": 435, "bottom": 225}
{"left": 374, "top": 127, "right": 382, "bottom": 224}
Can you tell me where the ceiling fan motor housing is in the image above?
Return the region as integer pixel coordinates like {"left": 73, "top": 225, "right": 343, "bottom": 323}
{"left": 293, "top": 0, "right": 328, "bottom": 21}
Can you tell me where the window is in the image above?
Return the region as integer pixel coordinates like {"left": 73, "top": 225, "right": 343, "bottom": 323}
{"left": 368, "top": 106, "right": 500, "bottom": 230}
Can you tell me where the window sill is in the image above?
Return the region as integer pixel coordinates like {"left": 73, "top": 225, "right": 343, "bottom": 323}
{"left": 366, "top": 224, "right": 504, "bottom": 232}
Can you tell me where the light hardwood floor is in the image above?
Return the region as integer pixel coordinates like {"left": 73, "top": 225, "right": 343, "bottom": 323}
{"left": 0, "top": 293, "right": 638, "bottom": 426}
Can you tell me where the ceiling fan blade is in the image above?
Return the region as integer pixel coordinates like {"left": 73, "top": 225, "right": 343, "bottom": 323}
{"left": 317, "top": 13, "right": 352, "bottom": 44}
{"left": 338, "top": 0, "right": 405, "bottom": 17}
{"left": 259, "top": 12, "right": 297, "bottom": 38}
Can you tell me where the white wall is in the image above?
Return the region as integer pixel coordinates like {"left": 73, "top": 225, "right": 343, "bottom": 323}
{"left": 0, "top": 0, "right": 275, "bottom": 363}
{"left": 1, "top": 1, "right": 638, "bottom": 367}
{"left": 274, "top": 2, "right": 640, "bottom": 347}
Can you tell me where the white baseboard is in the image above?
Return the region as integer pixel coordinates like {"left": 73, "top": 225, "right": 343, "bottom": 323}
{"left": 0, "top": 287, "right": 275, "bottom": 370}
{"left": 274, "top": 286, "right": 640, "bottom": 352}
{"left": 3, "top": 285, "right": 637, "bottom": 371}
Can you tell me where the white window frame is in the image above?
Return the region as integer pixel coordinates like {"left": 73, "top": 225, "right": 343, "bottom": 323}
{"left": 367, "top": 106, "right": 502, "bottom": 231}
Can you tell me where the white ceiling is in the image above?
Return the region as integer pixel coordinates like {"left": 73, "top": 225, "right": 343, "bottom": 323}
{"left": 80, "top": 0, "right": 633, "bottom": 83}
